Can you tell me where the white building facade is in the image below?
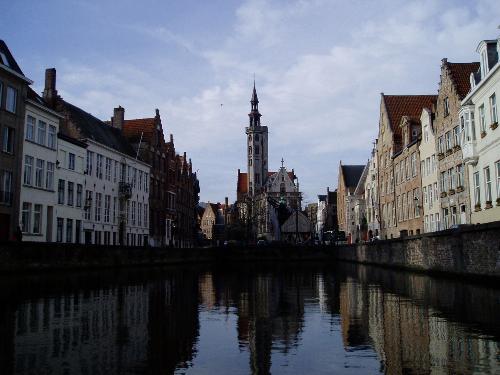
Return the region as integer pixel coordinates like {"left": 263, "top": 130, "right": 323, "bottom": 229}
{"left": 19, "top": 95, "right": 60, "bottom": 241}
{"left": 82, "top": 139, "right": 150, "bottom": 246}
{"left": 461, "top": 37, "right": 500, "bottom": 224}
{"left": 364, "top": 145, "right": 380, "bottom": 239}
{"left": 419, "top": 108, "right": 441, "bottom": 232}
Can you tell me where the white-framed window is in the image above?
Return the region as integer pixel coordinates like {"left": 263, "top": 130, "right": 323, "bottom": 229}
{"left": 457, "top": 164, "right": 464, "bottom": 187}
{"left": 144, "top": 173, "right": 149, "bottom": 192}
{"left": 431, "top": 155, "right": 436, "bottom": 173}
{"left": 76, "top": 184, "right": 83, "bottom": 207}
{"left": 33, "top": 204, "right": 42, "bottom": 234}
{"left": 426, "top": 157, "right": 430, "bottom": 177}
{"left": 24, "top": 155, "right": 34, "bottom": 185}
{"left": 35, "top": 159, "right": 44, "bottom": 188}
{"left": 66, "top": 218, "right": 73, "bottom": 243}
{"left": 104, "top": 195, "right": 110, "bottom": 223}
{"left": 26, "top": 115, "right": 35, "bottom": 141}
{"left": 430, "top": 214, "right": 435, "bottom": 232}
{"left": 473, "top": 172, "right": 481, "bottom": 205}
{"left": 84, "top": 190, "right": 92, "bottom": 220}
{"left": 445, "top": 131, "right": 452, "bottom": 149}
{"left": 496, "top": 160, "right": 500, "bottom": 200}
{"left": 67, "top": 181, "right": 74, "bottom": 206}
{"left": 453, "top": 126, "right": 460, "bottom": 147}
{"left": 96, "top": 154, "right": 103, "bottom": 179}
{"left": 37, "top": 120, "right": 46, "bottom": 146}
{"left": 490, "top": 93, "right": 498, "bottom": 124}
{"left": 144, "top": 203, "right": 148, "bottom": 227}
{"left": 58, "top": 179, "right": 65, "bottom": 204}
{"left": 2, "top": 126, "right": 14, "bottom": 154}
{"left": 48, "top": 125, "right": 56, "bottom": 149}
{"left": 113, "top": 197, "right": 117, "bottom": 224}
{"left": 86, "top": 151, "right": 94, "bottom": 175}
{"left": 56, "top": 218, "right": 63, "bottom": 242}
{"left": 484, "top": 166, "right": 492, "bottom": 202}
{"left": 444, "top": 97, "right": 449, "bottom": 117}
{"left": 1, "top": 170, "right": 13, "bottom": 205}
{"left": 424, "top": 125, "right": 429, "bottom": 143}
{"left": 131, "top": 201, "right": 136, "bottom": 225}
{"left": 95, "top": 192, "right": 102, "bottom": 221}
{"left": 21, "top": 202, "right": 31, "bottom": 233}
{"left": 46, "top": 162, "right": 54, "bottom": 190}
{"left": 68, "top": 153, "right": 75, "bottom": 170}
{"left": 6, "top": 86, "right": 16, "bottom": 113}
{"left": 428, "top": 184, "right": 433, "bottom": 207}
{"left": 424, "top": 215, "right": 429, "bottom": 232}
{"left": 113, "top": 160, "right": 117, "bottom": 183}
{"left": 479, "top": 105, "right": 486, "bottom": 132}
{"left": 438, "top": 136, "right": 444, "bottom": 153}
{"left": 423, "top": 186, "right": 428, "bottom": 205}
{"left": 138, "top": 202, "right": 142, "bottom": 226}
{"left": 105, "top": 158, "right": 111, "bottom": 181}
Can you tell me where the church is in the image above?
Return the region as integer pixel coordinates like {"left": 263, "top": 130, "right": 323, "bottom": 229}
{"left": 236, "top": 83, "right": 310, "bottom": 242}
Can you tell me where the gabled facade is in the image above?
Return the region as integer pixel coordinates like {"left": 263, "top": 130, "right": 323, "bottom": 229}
{"left": 336, "top": 162, "right": 365, "bottom": 237}
{"left": 434, "top": 59, "right": 480, "bottom": 228}
{"left": 0, "top": 40, "right": 32, "bottom": 240}
{"left": 461, "top": 37, "right": 500, "bottom": 224}
{"left": 419, "top": 108, "right": 441, "bottom": 232}
{"left": 376, "top": 94, "right": 437, "bottom": 239}
{"left": 364, "top": 142, "right": 380, "bottom": 239}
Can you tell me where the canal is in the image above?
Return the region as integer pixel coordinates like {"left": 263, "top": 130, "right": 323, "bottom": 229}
{"left": 0, "top": 262, "right": 498, "bottom": 374}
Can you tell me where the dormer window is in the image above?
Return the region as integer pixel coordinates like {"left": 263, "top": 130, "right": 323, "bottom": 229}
{"left": 480, "top": 49, "right": 488, "bottom": 78}
{"left": 470, "top": 73, "right": 476, "bottom": 89}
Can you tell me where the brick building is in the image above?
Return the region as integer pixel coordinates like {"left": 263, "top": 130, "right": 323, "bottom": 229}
{"left": 434, "top": 59, "right": 480, "bottom": 228}
{"left": 336, "top": 163, "right": 365, "bottom": 238}
{"left": 0, "top": 40, "right": 31, "bottom": 240}
{"left": 376, "top": 94, "right": 437, "bottom": 239}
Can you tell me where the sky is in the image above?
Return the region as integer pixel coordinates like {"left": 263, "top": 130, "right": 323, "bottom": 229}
{"left": 2, "top": 0, "right": 500, "bottom": 204}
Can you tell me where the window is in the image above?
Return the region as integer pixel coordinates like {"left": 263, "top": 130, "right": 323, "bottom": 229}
{"left": 444, "top": 97, "right": 449, "bottom": 117}
{"left": 58, "top": 179, "right": 65, "bottom": 204}
{"left": 95, "top": 193, "right": 102, "bottom": 221}
{"left": 21, "top": 202, "right": 31, "bottom": 232}
{"left": 104, "top": 195, "right": 110, "bottom": 223}
{"left": 75, "top": 220, "right": 81, "bottom": 244}
{"left": 26, "top": 116, "right": 35, "bottom": 141}
{"left": 138, "top": 202, "right": 142, "bottom": 226}
{"left": 37, "top": 120, "right": 46, "bottom": 145}
{"left": 414, "top": 188, "right": 420, "bottom": 217}
{"left": 56, "top": 218, "right": 63, "bottom": 242}
{"left": 113, "top": 197, "right": 117, "bottom": 223}
{"left": 496, "top": 161, "right": 500, "bottom": 199}
{"left": 67, "top": 181, "right": 74, "bottom": 206}
{"left": 84, "top": 191, "right": 92, "bottom": 220}
{"left": 479, "top": 105, "right": 486, "bottom": 132}
{"left": 66, "top": 219, "right": 73, "bottom": 243}
{"left": 473, "top": 172, "right": 481, "bottom": 205}
{"left": 490, "top": 93, "right": 498, "bottom": 124}
{"left": 6, "top": 86, "right": 16, "bottom": 113}
{"left": 131, "top": 201, "right": 136, "bottom": 225}
{"left": 1, "top": 170, "right": 13, "bottom": 205}
{"left": 445, "top": 131, "right": 452, "bottom": 149}
{"left": 144, "top": 173, "right": 149, "bottom": 192}
{"left": 76, "top": 184, "right": 83, "bottom": 207}
{"left": 453, "top": 126, "right": 460, "bottom": 147}
{"left": 423, "top": 187, "right": 427, "bottom": 205}
{"left": 255, "top": 145, "right": 260, "bottom": 155}
{"left": 68, "top": 153, "right": 75, "bottom": 170}
{"left": 113, "top": 160, "right": 117, "bottom": 182}
{"left": 424, "top": 125, "right": 429, "bottom": 143}
{"left": 429, "top": 184, "right": 433, "bottom": 207}
{"left": 48, "top": 125, "right": 56, "bottom": 149}
{"left": 96, "top": 154, "right": 103, "bottom": 179}
{"left": 431, "top": 155, "right": 436, "bottom": 173}
{"left": 438, "top": 136, "right": 444, "bottom": 153}
{"left": 248, "top": 146, "right": 252, "bottom": 155}
{"left": 144, "top": 204, "right": 148, "bottom": 227}
{"left": 46, "top": 162, "right": 54, "bottom": 190}
{"left": 33, "top": 204, "right": 42, "bottom": 234}
{"left": 2, "top": 126, "right": 14, "bottom": 153}
{"left": 411, "top": 153, "right": 417, "bottom": 177}
{"left": 105, "top": 158, "right": 111, "bottom": 180}
{"left": 24, "top": 156, "right": 34, "bottom": 185}
{"left": 484, "top": 167, "right": 492, "bottom": 202}
{"left": 86, "top": 151, "right": 94, "bottom": 175}
{"left": 426, "top": 158, "right": 430, "bottom": 177}
{"left": 457, "top": 164, "right": 464, "bottom": 187}
{"left": 35, "top": 159, "right": 44, "bottom": 188}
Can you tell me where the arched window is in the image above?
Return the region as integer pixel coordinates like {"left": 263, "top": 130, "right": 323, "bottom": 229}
{"left": 248, "top": 146, "right": 252, "bottom": 155}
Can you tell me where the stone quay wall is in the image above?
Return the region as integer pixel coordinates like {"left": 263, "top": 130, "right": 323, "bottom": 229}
{"left": 0, "top": 221, "right": 498, "bottom": 278}
{"left": 334, "top": 221, "right": 500, "bottom": 278}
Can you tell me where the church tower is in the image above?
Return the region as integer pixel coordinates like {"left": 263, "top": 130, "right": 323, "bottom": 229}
{"left": 246, "top": 82, "right": 268, "bottom": 196}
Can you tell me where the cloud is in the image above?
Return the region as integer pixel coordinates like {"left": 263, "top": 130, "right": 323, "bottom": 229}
{"left": 35, "top": 0, "right": 500, "bottom": 203}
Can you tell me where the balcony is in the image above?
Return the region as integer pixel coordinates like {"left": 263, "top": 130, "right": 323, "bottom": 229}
{"left": 119, "top": 182, "right": 132, "bottom": 199}
{"left": 462, "top": 140, "right": 478, "bottom": 165}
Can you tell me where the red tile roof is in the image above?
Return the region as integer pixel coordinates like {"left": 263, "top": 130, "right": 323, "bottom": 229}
{"left": 383, "top": 95, "right": 437, "bottom": 148}
{"left": 123, "top": 118, "right": 155, "bottom": 142}
{"left": 446, "top": 62, "right": 480, "bottom": 99}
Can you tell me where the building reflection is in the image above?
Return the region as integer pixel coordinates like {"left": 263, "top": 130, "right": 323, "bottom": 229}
{"left": 4, "top": 269, "right": 200, "bottom": 374}
{"left": 329, "top": 264, "right": 499, "bottom": 374}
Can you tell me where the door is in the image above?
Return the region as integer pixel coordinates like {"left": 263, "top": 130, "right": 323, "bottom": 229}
{"left": 0, "top": 214, "right": 10, "bottom": 240}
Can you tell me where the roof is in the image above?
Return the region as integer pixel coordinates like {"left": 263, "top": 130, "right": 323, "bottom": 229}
{"left": 383, "top": 94, "right": 437, "bottom": 144}
{"left": 446, "top": 62, "right": 480, "bottom": 99}
{"left": 237, "top": 170, "right": 296, "bottom": 194}
{"left": 0, "top": 40, "right": 24, "bottom": 76}
{"left": 60, "top": 100, "right": 137, "bottom": 158}
{"left": 340, "top": 165, "right": 365, "bottom": 188}
{"left": 123, "top": 118, "right": 156, "bottom": 143}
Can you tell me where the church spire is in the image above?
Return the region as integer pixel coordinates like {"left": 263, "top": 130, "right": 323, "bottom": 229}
{"left": 249, "top": 80, "right": 261, "bottom": 127}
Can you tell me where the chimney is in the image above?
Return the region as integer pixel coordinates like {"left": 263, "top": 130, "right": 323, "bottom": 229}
{"left": 170, "top": 134, "right": 173, "bottom": 143}
{"left": 112, "top": 106, "right": 125, "bottom": 131}
{"left": 225, "top": 197, "right": 228, "bottom": 207}
{"left": 155, "top": 108, "right": 160, "bottom": 117}
{"left": 43, "top": 68, "right": 58, "bottom": 109}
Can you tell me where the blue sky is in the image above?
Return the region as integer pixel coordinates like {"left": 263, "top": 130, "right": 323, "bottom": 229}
{"left": 2, "top": 0, "right": 499, "bottom": 204}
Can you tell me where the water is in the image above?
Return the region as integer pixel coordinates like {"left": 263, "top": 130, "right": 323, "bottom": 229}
{"left": 0, "top": 263, "right": 498, "bottom": 374}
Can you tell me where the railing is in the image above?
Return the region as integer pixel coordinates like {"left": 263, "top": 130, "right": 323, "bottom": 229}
{"left": 0, "top": 191, "right": 13, "bottom": 205}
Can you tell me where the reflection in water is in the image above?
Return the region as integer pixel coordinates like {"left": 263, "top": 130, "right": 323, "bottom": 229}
{"left": 0, "top": 263, "right": 498, "bottom": 374}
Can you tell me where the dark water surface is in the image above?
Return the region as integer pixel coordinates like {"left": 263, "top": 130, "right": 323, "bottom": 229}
{"left": 0, "top": 263, "right": 498, "bottom": 374}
